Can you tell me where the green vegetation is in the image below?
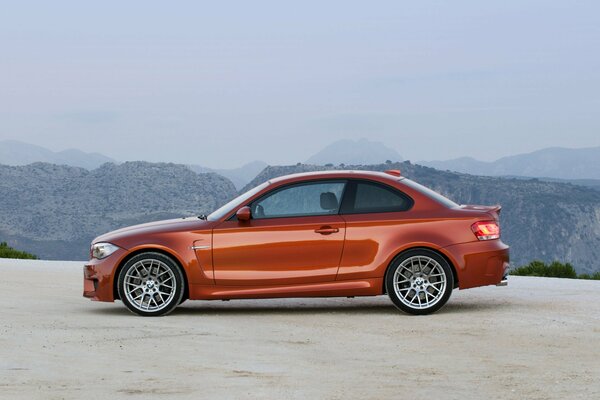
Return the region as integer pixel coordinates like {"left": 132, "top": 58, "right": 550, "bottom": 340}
{"left": 0, "top": 242, "right": 38, "bottom": 259}
{"left": 578, "top": 271, "right": 600, "bottom": 280}
{"left": 511, "top": 260, "right": 600, "bottom": 280}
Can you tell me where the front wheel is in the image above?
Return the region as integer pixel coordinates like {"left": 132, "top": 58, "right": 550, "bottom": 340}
{"left": 385, "top": 249, "right": 454, "bottom": 315}
{"left": 117, "top": 252, "right": 184, "bottom": 316}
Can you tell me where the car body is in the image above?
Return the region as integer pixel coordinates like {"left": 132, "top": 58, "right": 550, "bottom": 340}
{"left": 84, "top": 169, "right": 509, "bottom": 316}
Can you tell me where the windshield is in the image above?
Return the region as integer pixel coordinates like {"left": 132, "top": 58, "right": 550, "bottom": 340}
{"left": 401, "top": 178, "right": 459, "bottom": 208}
{"left": 207, "top": 181, "right": 270, "bottom": 221}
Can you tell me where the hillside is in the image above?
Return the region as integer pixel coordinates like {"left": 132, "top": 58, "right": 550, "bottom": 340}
{"left": 420, "top": 146, "right": 600, "bottom": 180}
{"left": 0, "top": 162, "right": 237, "bottom": 260}
{"left": 507, "top": 176, "right": 600, "bottom": 192}
{"left": 3, "top": 160, "right": 600, "bottom": 274}
{"left": 244, "top": 162, "right": 600, "bottom": 275}
{"left": 189, "top": 160, "right": 268, "bottom": 190}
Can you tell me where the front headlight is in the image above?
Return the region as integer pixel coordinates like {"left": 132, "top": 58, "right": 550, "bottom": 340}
{"left": 91, "top": 242, "right": 120, "bottom": 259}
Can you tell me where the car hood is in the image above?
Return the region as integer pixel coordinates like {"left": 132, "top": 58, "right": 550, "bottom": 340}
{"left": 93, "top": 217, "right": 215, "bottom": 247}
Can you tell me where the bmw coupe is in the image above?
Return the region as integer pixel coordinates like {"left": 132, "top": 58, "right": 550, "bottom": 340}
{"left": 84, "top": 170, "right": 509, "bottom": 316}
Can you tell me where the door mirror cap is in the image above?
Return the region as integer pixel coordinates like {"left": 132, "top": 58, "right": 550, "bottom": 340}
{"left": 236, "top": 206, "right": 251, "bottom": 221}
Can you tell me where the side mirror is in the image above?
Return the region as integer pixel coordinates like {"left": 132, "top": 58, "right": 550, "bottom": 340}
{"left": 236, "top": 206, "right": 251, "bottom": 221}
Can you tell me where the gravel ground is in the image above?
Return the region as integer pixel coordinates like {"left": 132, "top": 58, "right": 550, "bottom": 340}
{"left": 0, "top": 258, "right": 599, "bottom": 400}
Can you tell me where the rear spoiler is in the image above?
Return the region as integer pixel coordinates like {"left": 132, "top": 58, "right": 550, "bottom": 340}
{"left": 460, "top": 204, "right": 502, "bottom": 219}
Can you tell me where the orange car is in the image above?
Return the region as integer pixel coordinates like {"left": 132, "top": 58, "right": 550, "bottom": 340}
{"left": 84, "top": 170, "right": 509, "bottom": 316}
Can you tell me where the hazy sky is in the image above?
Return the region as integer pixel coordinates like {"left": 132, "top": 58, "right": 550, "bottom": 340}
{"left": 1, "top": 1, "right": 598, "bottom": 168}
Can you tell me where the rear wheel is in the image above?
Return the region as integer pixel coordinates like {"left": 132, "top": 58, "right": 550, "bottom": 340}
{"left": 117, "top": 252, "right": 184, "bottom": 316}
{"left": 385, "top": 249, "right": 453, "bottom": 315}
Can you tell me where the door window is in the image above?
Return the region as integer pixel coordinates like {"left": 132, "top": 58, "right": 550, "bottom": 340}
{"left": 251, "top": 181, "right": 346, "bottom": 219}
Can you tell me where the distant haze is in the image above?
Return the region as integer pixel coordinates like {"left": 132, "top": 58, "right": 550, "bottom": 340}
{"left": 1, "top": 1, "right": 599, "bottom": 168}
{"left": 0, "top": 140, "right": 115, "bottom": 170}
{"left": 306, "top": 138, "right": 402, "bottom": 166}
{"left": 419, "top": 146, "right": 600, "bottom": 180}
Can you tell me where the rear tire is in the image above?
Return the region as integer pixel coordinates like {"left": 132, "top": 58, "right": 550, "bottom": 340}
{"left": 385, "top": 249, "right": 453, "bottom": 315}
{"left": 117, "top": 252, "right": 184, "bottom": 317}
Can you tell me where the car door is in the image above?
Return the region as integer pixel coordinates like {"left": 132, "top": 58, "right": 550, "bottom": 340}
{"left": 212, "top": 180, "right": 347, "bottom": 286}
{"left": 337, "top": 179, "right": 414, "bottom": 280}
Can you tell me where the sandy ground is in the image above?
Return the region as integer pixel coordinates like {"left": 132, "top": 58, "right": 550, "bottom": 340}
{"left": 0, "top": 259, "right": 599, "bottom": 400}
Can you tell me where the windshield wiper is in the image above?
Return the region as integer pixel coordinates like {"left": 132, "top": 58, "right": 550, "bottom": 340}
{"left": 197, "top": 214, "right": 207, "bottom": 220}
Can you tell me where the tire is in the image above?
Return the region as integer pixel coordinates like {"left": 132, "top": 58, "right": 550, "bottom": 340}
{"left": 385, "top": 249, "right": 454, "bottom": 315}
{"left": 117, "top": 252, "right": 185, "bottom": 317}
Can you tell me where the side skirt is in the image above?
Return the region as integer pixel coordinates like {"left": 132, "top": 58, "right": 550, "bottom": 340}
{"left": 189, "top": 278, "right": 384, "bottom": 300}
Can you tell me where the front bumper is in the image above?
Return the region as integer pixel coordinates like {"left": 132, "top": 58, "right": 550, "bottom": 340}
{"left": 83, "top": 248, "right": 127, "bottom": 302}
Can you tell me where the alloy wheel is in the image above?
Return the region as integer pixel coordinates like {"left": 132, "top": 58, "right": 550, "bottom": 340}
{"left": 123, "top": 258, "right": 177, "bottom": 313}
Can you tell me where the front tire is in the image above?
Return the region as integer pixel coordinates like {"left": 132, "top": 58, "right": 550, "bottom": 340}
{"left": 117, "top": 252, "right": 184, "bottom": 317}
{"left": 385, "top": 249, "right": 454, "bottom": 315}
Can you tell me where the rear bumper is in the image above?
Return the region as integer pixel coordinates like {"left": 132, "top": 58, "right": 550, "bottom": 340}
{"left": 442, "top": 240, "right": 509, "bottom": 290}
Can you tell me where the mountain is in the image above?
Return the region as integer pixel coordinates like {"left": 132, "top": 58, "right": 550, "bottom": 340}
{"left": 501, "top": 176, "right": 600, "bottom": 192}
{"left": 4, "top": 158, "right": 600, "bottom": 274}
{"left": 243, "top": 162, "right": 600, "bottom": 275}
{"left": 188, "top": 160, "right": 268, "bottom": 190}
{"left": 0, "top": 162, "right": 237, "bottom": 260}
{"left": 420, "top": 146, "right": 600, "bottom": 180}
{"left": 0, "top": 140, "right": 115, "bottom": 170}
{"left": 305, "top": 138, "right": 402, "bottom": 166}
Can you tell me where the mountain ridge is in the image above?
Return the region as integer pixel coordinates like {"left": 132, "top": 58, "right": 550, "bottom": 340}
{"left": 0, "top": 161, "right": 237, "bottom": 260}
{"left": 419, "top": 146, "right": 600, "bottom": 180}
{"left": 188, "top": 160, "right": 268, "bottom": 190}
{"left": 2, "top": 159, "right": 600, "bottom": 274}
{"left": 0, "top": 140, "right": 115, "bottom": 170}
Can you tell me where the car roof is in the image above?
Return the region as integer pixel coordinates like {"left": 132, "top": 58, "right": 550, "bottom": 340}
{"left": 267, "top": 170, "right": 402, "bottom": 185}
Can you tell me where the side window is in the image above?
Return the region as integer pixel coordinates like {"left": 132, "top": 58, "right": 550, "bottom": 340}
{"left": 342, "top": 181, "right": 412, "bottom": 214}
{"left": 251, "top": 181, "right": 346, "bottom": 219}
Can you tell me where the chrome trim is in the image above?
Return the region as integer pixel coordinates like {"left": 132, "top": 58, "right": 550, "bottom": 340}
{"left": 190, "top": 245, "right": 210, "bottom": 250}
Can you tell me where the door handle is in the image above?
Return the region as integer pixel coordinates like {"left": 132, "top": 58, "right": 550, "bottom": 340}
{"left": 314, "top": 226, "right": 339, "bottom": 235}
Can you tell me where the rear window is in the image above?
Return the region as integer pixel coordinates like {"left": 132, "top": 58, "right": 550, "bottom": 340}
{"left": 401, "top": 178, "right": 459, "bottom": 208}
{"left": 340, "top": 180, "right": 412, "bottom": 214}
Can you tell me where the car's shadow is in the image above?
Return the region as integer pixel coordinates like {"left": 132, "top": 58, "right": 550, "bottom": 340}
{"left": 172, "top": 303, "right": 398, "bottom": 316}
{"left": 87, "top": 298, "right": 504, "bottom": 317}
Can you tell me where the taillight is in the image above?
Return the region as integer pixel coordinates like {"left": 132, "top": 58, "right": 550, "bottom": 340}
{"left": 471, "top": 221, "right": 500, "bottom": 241}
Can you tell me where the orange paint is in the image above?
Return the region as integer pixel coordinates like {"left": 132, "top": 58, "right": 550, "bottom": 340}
{"left": 84, "top": 170, "right": 509, "bottom": 306}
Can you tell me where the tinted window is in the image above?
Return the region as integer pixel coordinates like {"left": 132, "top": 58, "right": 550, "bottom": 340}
{"left": 251, "top": 181, "right": 346, "bottom": 219}
{"left": 401, "top": 178, "right": 458, "bottom": 208}
{"left": 341, "top": 181, "right": 412, "bottom": 214}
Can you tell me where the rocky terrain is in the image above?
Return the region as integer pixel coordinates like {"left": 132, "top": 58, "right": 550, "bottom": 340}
{"left": 244, "top": 162, "right": 600, "bottom": 274}
{"left": 2, "top": 160, "right": 600, "bottom": 274}
{"left": 0, "top": 162, "right": 237, "bottom": 260}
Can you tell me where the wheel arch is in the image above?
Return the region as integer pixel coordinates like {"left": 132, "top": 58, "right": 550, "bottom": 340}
{"left": 382, "top": 246, "right": 459, "bottom": 294}
{"left": 113, "top": 247, "right": 190, "bottom": 301}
